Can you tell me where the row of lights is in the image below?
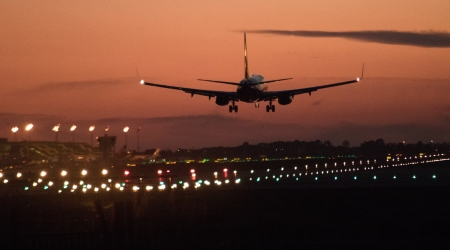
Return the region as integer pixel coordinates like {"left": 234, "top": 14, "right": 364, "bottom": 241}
{"left": 249, "top": 171, "right": 439, "bottom": 183}
{"left": 13, "top": 170, "right": 438, "bottom": 193}
{"left": 0, "top": 169, "right": 110, "bottom": 179}
{"left": 4, "top": 154, "right": 441, "bottom": 181}
{"left": 17, "top": 176, "right": 242, "bottom": 193}
{"left": 9, "top": 124, "right": 140, "bottom": 147}
{"left": 1, "top": 154, "right": 448, "bottom": 193}
{"left": 2, "top": 166, "right": 448, "bottom": 194}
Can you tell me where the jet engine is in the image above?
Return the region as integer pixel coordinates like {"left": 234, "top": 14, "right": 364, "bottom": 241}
{"left": 215, "top": 96, "right": 230, "bottom": 106}
{"left": 277, "top": 95, "right": 293, "bottom": 105}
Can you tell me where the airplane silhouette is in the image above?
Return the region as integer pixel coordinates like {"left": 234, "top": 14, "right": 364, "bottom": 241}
{"left": 140, "top": 33, "right": 363, "bottom": 113}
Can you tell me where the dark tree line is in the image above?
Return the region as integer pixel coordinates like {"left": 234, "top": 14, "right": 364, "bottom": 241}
{"left": 156, "top": 139, "right": 450, "bottom": 160}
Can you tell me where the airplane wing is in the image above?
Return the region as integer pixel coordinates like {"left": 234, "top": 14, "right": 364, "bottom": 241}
{"left": 261, "top": 65, "right": 364, "bottom": 101}
{"left": 140, "top": 80, "right": 239, "bottom": 101}
{"left": 261, "top": 78, "right": 360, "bottom": 101}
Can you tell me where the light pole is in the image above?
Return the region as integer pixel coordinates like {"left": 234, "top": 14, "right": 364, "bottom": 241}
{"left": 137, "top": 127, "right": 141, "bottom": 152}
{"left": 25, "top": 123, "right": 33, "bottom": 141}
{"left": 11, "top": 127, "right": 19, "bottom": 142}
{"left": 123, "top": 126, "right": 129, "bottom": 150}
{"left": 89, "top": 126, "right": 95, "bottom": 147}
{"left": 52, "top": 124, "right": 60, "bottom": 142}
{"left": 70, "top": 125, "right": 77, "bottom": 143}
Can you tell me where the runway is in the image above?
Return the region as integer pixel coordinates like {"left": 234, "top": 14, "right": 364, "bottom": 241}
{"left": 0, "top": 154, "right": 449, "bottom": 249}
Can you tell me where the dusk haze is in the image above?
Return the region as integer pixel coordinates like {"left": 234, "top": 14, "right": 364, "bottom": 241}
{"left": 1, "top": 0, "right": 449, "bottom": 150}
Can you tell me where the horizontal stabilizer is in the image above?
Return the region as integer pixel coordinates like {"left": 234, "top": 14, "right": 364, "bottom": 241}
{"left": 197, "top": 79, "right": 241, "bottom": 86}
{"left": 198, "top": 77, "right": 293, "bottom": 86}
{"left": 260, "top": 78, "right": 293, "bottom": 84}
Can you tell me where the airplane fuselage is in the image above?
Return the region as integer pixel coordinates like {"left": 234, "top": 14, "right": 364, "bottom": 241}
{"left": 237, "top": 74, "right": 268, "bottom": 102}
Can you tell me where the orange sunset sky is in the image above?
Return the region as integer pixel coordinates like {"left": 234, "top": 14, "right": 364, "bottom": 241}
{"left": 1, "top": 1, "right": 450, "bottom": 150}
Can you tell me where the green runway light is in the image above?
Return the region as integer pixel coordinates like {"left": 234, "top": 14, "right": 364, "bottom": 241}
{"left": 354, "top": 176, "right": 357, "bottom": 180}
{"left": 315, "top": 177, "right": 318, "bottom": 181}
{"left": 334, "top": 176, "right": 337, "bottom": 180}
{"left": 412, "top": 175, "right": 416, "bottom": 179}
{"left": 432, "top": 175, "right": 436, "bottom": 179}
{"left": 393, "top": 176, "right": 396, "bottom": 179}
{"left": 373, "top": 176, "right": 377, "bottom": 180}
{"left": 44, "top": 185, "right": 48, "bottom": 190}
{"left": 24, "top": 186, "right": 29, "bottom": 190}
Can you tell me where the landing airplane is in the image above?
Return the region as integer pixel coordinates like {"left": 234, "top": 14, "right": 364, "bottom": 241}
{"left": 140, "top": 33, "right": 363, "bottom": 113}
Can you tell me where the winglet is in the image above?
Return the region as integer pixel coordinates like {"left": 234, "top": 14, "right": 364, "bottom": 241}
{"left": 137, "top": 67, "right": 145, "bottom": 84}
{"left": 357, "top": 63, "right": 364, "bottom": 81}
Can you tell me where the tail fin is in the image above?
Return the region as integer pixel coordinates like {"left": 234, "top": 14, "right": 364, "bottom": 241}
{"left": 244, "top": 33, "right": 249, "bottom": 80}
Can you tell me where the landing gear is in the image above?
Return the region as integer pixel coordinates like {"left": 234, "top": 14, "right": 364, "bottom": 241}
{"left": 266, "top": 105, "right": 275, "bottom": 112}
{"left": 255, "top": 102, "right": 259, "bottom": 108}
{"left": 266, "top": 100, "right": 275, "bottom": 112}
{"left": 229, "top": 101, "right": 238, "bottom": 113}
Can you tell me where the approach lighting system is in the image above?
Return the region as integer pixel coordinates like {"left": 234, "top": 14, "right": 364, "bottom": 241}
{"left": 89, "top": 126, "right": 95, "bottom": 132}
{"left": 70, "top": 125, "right": 77, "bottom": 132}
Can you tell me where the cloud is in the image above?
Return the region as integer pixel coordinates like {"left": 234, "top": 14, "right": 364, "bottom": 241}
{"left": 247, "top": 30, "right": 450, "bottom": 48}
{"left": 20, "top": 78, "right": 134, "bottom": 94}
